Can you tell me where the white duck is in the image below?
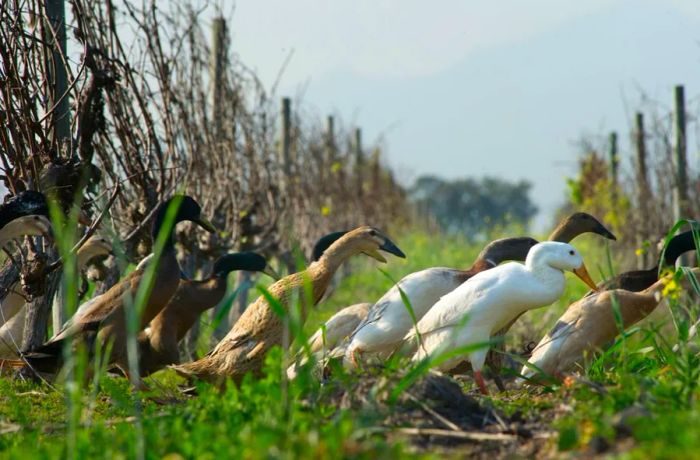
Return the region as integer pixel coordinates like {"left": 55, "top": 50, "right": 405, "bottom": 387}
{"left": 287, "top": 302, "right": 371, "bottom": 379}
{"left": 0, "top": 235, "right": 112, "bottom": 358}
{"left": 343, "top": 237, "right": 538, "bottom": 366}
{"left": 406, "top": 242, "right": 597, "bottom": 395}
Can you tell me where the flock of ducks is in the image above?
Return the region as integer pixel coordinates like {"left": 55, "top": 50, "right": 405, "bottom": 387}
{"left": 289, "top": 214, "right": 697, "bottom": 394}
{"left": 0, "top": 191, "right": 697, "bottom": 396}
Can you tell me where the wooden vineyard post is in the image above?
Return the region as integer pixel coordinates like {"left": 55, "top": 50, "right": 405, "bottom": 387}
{"left": 609, "top": 131, "right": 618, "bottom": 187}
{"left": 354, "top": 128, "right": 363, "bottom": 197}
{"left": 673, "top": 85, "right": 690, "bottom": 265}
{"left": 609, "top": 131, "right": 618, "bottom": 208}
{"left": 371, "top": 148, "right": 381, "bottom": 197}
{"left": 326, "top": 116, "right": 336, "bottom": 165}
{"left": 281, "top": 98, "right": 292, "bottom": 178}
{"left": 45, "top": 0, "right": 70, "bottom": 146}
{"left": 210, "top": 17, "right": 227, "bottom": 138}
{"left": 279, "top": 98, "right": 296, "bottom": 274}
{"left": 634, "top": 113, "right": 649, "bottom": 268}
{"left": 673, "top": 85, "right": 689, "bottom": 222}
{"left": 45, "top": 0, "right": 70, "bottom": 335}
{"left": 209, "top": 17, "right": 231, "bottom": 335}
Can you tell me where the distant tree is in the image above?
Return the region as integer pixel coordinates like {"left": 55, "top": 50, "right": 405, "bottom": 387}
{"left": 411, "top": 175, "right": 537, "bottom": 238}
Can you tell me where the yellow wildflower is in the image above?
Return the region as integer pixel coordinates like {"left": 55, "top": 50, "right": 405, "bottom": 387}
{"left": 662, "top": 277, "right": 681, "bottom": 300}
{"left": 579, "top": 420, "right": 596, "bottom": 446}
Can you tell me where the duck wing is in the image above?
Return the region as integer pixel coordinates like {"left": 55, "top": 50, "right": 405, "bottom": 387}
{"left": 20, "top": 321, "right": 101, "bottom": 374}
{"left": 53, "top": 270, "right": 142, "bottom": 342}
{"left": 308, "top": 303, "right": 369, "bottom": 352}
{"left": 412, "top": 270, "right": 504, "bottom": 338}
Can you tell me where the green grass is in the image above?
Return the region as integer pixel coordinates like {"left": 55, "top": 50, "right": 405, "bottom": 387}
{"left": 2, "top": 228, "right": 700, "bottom": 459}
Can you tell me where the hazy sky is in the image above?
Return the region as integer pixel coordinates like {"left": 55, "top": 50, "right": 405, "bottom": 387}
{"left": 213, "top": 1, "right": 699, "bottom": 228}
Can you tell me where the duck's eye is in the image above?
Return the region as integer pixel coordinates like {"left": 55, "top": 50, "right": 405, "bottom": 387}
{"left": 369, "top": 229, "right": 377, "bottom": 236}
{"left": 569, "top": 250, "right": 575, "bottom": 255}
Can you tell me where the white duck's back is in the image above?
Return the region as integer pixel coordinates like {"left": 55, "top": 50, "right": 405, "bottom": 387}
{"left": 521, "top": 316, "right": 579, "bottom": 380}
{"left": 308, "top": 302, "right": 371, "bottom": 352}
{"left": 417, "top": 262, "right": 564, "bottom": 337}
{"left": 347, "top": 267, "right": 465, "bottom": 353}
{"left": 408, "top": 257, "right": 569, "bottom": 370}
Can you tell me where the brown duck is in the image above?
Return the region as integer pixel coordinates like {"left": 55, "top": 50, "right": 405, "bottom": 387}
{"left": 137, "top": 252, "right": 278, "bottom": 376}
{"left": 172, "top": 226, "right": 405, "bottom": 386}
{"left": 10, "top": 196, "right": 215, "bottom": 380}
{"left": 522, "top": 267, "right": 700, "bottom": 381}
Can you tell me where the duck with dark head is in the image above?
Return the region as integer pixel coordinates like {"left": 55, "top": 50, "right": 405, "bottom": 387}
{"left": 10, "top": 195, "right": 215, "bottom": 382}
{"left": 548, "top": 212, "right": 617, "bottom": 243}
{"left": 0, "top": 190, "right": 48, "bottom": 222}
{"left": 311, "top": 231, "right": 348, "bottom": 262}
{"left": 138, "top": 251, "right": 278, "bottom": 376}
{"left": 591, "top": 229, "right": 697, "bottom": 294}
{"left": 0, "top": 191, "right": 53, "bottom": 247}
{"left": 172, "top": 226, "right": 405, "bottom": 386}
{"left": 522, "top": 267, "right": 700, "bottom": 382}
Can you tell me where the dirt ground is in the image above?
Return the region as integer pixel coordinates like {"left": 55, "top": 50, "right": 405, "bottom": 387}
{"left": 321, "top": 370, "right": 636, "bottom": 459}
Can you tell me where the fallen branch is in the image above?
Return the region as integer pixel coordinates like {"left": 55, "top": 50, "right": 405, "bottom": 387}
{"left": 363, "top": 426, "right": 519, "bottom": 442}
{"left": 404, "top": 391, "right": 461, "bottom": 432}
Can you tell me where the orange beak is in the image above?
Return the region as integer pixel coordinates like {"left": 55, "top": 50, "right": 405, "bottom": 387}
{"left": 573, "top": 263, "right": 598, "bottom": 292}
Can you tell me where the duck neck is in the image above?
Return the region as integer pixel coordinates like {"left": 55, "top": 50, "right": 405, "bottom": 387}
{"left": 174, "top": 277, "right": 227, "bottom": 340}
{"left": 0, "top": 221, "right": 32, "bottom": 247}
{"left": 0, "top": 227, "right": 14, "bottom": 247}
{"left": 310, "top": 242, "right": 359, "bottom": 279}
{"left": 547, "top": 221, "right": 577, "bottom": 243}
{"left": 305, "top": 245, "right": 358, "bottom": 302}
{"left": 467, "top": 258, "right": 496, "bottom": 273}
{"left": 662, "top": 231, "right": 696, "bottom": 268}
{"left": 641, "top": 277, "right": 668, "bottom": 298}
{"left": 150, "top": 277, "right": 227, "bottom": 345}
{"left": 152, "top": 208, "right": 177, "bottom": 253}
{"left": 644, "top": 268, "right": 700, "bottom": 298}
{"left": 525, "top": 256, "right": 566, "bottom": 296}
{"left": 75, "top": 247, "right": 106, "bottom": 269}
{"left": 643, "top": 265, "right": 660, "bottom": 278}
